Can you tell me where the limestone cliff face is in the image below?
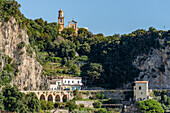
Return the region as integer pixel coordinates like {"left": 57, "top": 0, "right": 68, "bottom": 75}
{"left": 133, "top": 40, "right": 170, "bottom": 89}
{"left": 0, "top": 18, "right": 49, "bottom": 90}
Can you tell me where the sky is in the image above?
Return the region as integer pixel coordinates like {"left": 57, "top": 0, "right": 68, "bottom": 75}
{"left": 16, "top": 0, "right": 170, "bottom": 36}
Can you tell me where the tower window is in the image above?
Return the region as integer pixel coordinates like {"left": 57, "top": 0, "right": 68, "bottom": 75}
{"left": 139, "top": 86, "right": 141, "bottom": 90}
{"left": 60, "top": 19, "right": 62, "bottom": 23}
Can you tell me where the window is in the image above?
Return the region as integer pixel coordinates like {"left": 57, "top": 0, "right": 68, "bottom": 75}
{"left": 58, "top": 82, "right": 60, "bottom": 85}
{"left": 65, "top": 81, "right": 66, "bottom": 83}
{"left": 68, "top": 81, "right": 70, "bottom": 83}
{"left": 72, "top": 81, "right": 74, "bottom": 83}
{"left": 139, "top": 86, "right": 141, "bottom": 90}
{"left": 72, "top": 87, "right": 75, "bottom": 90}
{"left": 141, "top": 92, "right": 143, "bottom": 94}
{"left": 77, "top": 86, "right": 80, "bottom": 90}
{"left": 78, "top": 81, "right": 80, "bottom": 84}
{"left": 60, "top": 18, "right": 62, "bottom": 23}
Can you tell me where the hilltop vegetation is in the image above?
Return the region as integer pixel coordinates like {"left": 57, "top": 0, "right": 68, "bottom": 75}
{"left": 1, "top": 0, "right": 170, "bottom": 90}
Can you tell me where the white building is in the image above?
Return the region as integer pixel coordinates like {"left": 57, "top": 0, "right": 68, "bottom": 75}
{"left": 50, "top": 79, "right": 62, "bottom": 90}
{"left": 134, "top": 81, "right": 149, "bottom": 101}
{"left": 50, "top": 77, "right": 83, "bottom": 91}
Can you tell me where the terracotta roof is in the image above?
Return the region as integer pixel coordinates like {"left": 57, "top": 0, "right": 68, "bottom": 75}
{"left": 135, "top": 81, "right": 148, "bottom": 83}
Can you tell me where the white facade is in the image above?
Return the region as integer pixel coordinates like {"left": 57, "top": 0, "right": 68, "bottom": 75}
{"left": 50, "top": 77, "right": 83, "bottom": 91}
{"left": 134, "top": 81, "right": 149, "bottom": 101}
{"left": 63, "top": 79, "right": 82, "bottom": 85}
{"left": 50, "top": 79, "right": 62, "bottom": 91}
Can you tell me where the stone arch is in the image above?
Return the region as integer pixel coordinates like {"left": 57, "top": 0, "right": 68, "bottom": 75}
{"left": 48, "top": 94, "right": 53, "bottom": 101}
{"left": 63, "top": 95, "right": 68, "bottom": 102}
{"left": 55, "top": 95, "right": 60, "bottom": 102}
{"left": 40, "top": 94, "right": 45, "bottom": 100}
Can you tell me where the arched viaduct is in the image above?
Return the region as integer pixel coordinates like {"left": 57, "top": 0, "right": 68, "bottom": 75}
{"left": 22, "top": 91, "right": 74, "bottom": 103}
{"left": 22, "top": 90, "right": 134, "bottom": 103}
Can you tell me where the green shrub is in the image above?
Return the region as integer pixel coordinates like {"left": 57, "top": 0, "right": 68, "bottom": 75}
{"left": 93, "top": 101, "right": 102, "bottom": 108}
{"left": 73, "top": 89, "right": 82, "bottom": 100}
{"left": 54, "top": 102, "right": 61, "bottom": 108}
{"left": 79, "top": 104, "right": 85, "bottom": 108}
{"left": 168, "top": 97, "right": 170, "bottom": 105}
{"left": 96, "top": 93, "right": 105, "bottom": 99}
{"left": 23, "top": 87, "right": 28, "bottom": 91}
{"left": 18, "top": 34, "right": 22, "bottom": 38}
{"left": 4, "top": 56, "right": 12, "bottom": 64}
{"left": 67, "top": 101, "right": 78, "bottom": 112}
{"left": 96, "top": 108, "right": 107, "bottom": 113}
{"left": 4, "top": 64, "right": 13, "bottom": 72}
{"left": 20, "top": 51, "right": 24, "bottom": 55}
{"left": 137, "top": 99, "right": 164, "bottom": 113}
{"left": 18, "top": 42, "right": 25, "bottom": 49}
{"left": 163, "top": 95, "right": 168, "bottom": 103}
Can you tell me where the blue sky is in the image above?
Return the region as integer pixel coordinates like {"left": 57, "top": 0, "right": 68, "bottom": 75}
{"left": 16, "top": 0, "right": 170, "bottom": 36}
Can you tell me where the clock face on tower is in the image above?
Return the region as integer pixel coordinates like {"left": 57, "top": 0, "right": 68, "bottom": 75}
{"left": 60, "top": 19, "right": 62, "bottom": 23}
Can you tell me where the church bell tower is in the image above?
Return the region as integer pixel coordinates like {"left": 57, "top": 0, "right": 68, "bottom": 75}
{"left": 58, "top": 9, "right": 64, "bottom": 33}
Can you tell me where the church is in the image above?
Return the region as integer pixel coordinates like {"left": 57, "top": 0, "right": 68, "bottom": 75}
{"left": 58, "top": 9, "right": 88, "bottom": 35}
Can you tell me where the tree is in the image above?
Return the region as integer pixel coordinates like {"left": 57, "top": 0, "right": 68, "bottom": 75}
{"left": 79, "top": 42, "right": 91, "bottom": 55}
{"left": 46, "top": 101, "right": 54, "bottom": 110}
{"left": 67, "top": 101, "right": 78, "bottom": 112}
{"left": 0, "top": 70, "right": 13, "bottom": 86}
{"left": 40, "top": 100, "right": 54, "bottom": 110}
{"left": 54, "top": 102, "right": 61, "bottom": 108}
{"left": 137, "top": 99, "right": 164, "bottom": 113}
{"left": 0, "top": 92, "right": 4, "bottom": 110}
{"left": 96, "top": 33, "right": 104, "bottom": 37}
{"left": 69, "top": 64, "right": 80, "bottom": 76}
{"left": 40, "top": 100, "right": 47, "bottom": 110}
{"left": 2, "top": 85, "right": 28, "bottom": 112}
{"left": 81, "top": 63, "right": 104, "bottom": 86}
{"left": 73, "top": 89, "right": 82, "bottom": 100}
{"left": 25, "top": 92, "right": 40, "bottom": 112}
{"left": 78, "top": 28, "right": 88, "bottom": 36}
{"left": 62, "top": 27, "right": 75, "bottom": 36}
{"left": 56, "top": 41, "right": 76, "bottom": 58}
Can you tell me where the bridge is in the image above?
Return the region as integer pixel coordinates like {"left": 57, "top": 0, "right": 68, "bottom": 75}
{"left": 21, "top": 90, "right": 133, "bottom": 103}
{"left": 22, "top": 90, "right": 74, "bottom": 103}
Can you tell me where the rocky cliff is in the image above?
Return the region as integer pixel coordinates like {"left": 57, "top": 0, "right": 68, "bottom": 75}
{"left": 0, "top": 17, "right": 49, "bottom": 90}
{"left": 133, "top": 40, "right": 170, "bottom": 89}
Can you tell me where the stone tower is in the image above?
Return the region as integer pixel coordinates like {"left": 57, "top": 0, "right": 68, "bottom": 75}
{"left": 58, "top": 9, "right": 64, "bottom": 33}
{"left": 134, "top": 81, "right": 149, "bottom": 101}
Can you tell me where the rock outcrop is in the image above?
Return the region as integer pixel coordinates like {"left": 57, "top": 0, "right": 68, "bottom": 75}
{"left": 0, "top": 18, "right": 49, "bottom": 90}
{"left": 133, "top": 41, "right": 170, "bottom": 89}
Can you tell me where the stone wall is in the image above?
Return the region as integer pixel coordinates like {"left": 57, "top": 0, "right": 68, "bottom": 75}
{"left": 79, "top": 90, "right": 133, "bottom": 101}
{"left": 75, "top": 101, "right": 95, "bottom": 108}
